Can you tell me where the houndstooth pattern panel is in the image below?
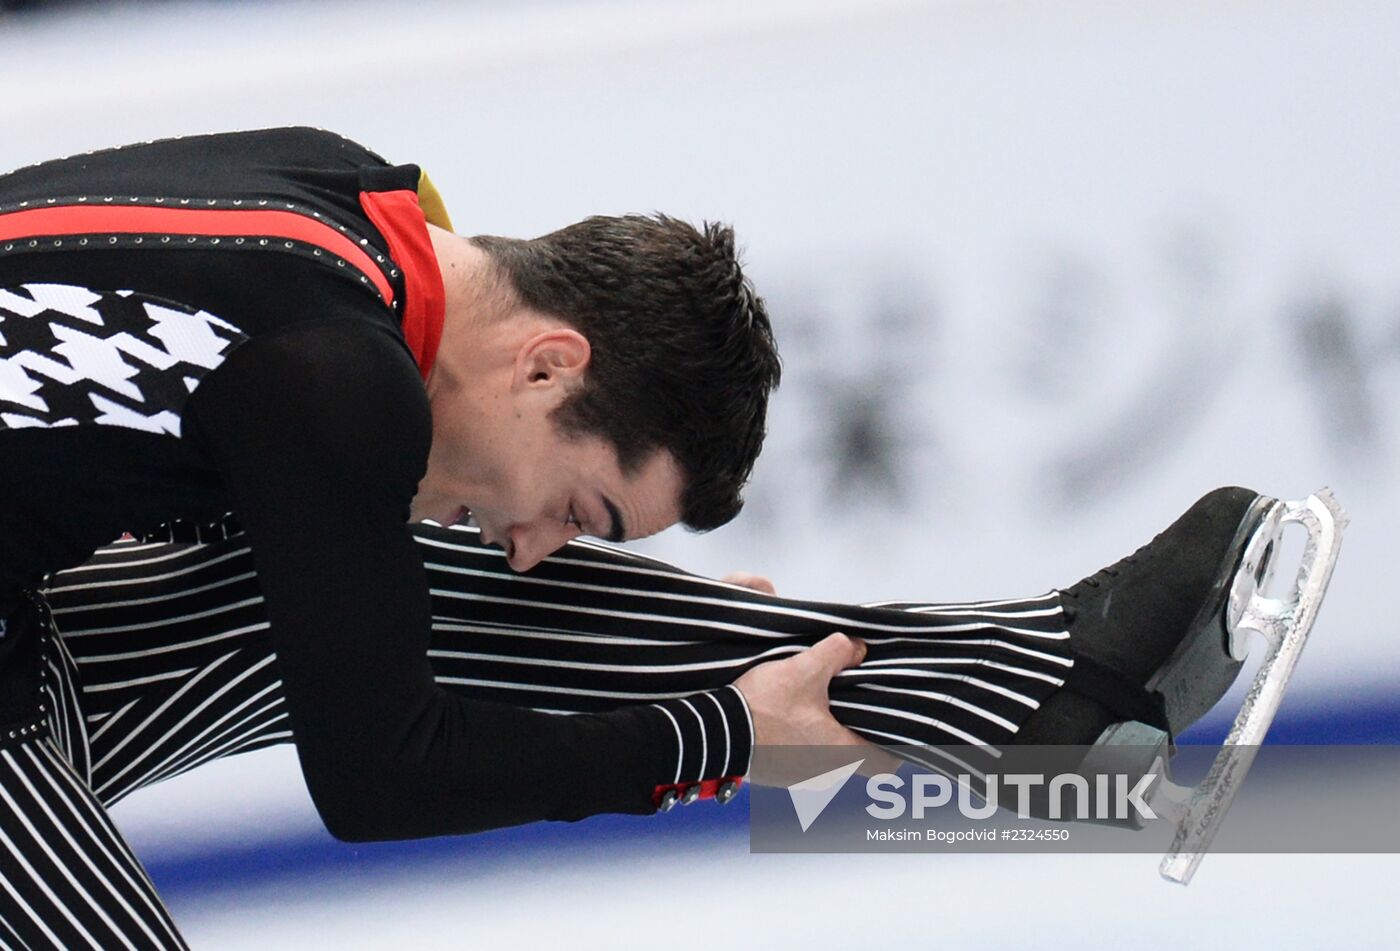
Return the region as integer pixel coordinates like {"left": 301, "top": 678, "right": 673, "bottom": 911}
{"left": 0, "top": 283, "right": 247, "bottom": 435}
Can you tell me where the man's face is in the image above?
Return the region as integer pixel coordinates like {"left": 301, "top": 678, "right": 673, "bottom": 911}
{"left": 411, "top": 395, "right": 686, "bottom": 573}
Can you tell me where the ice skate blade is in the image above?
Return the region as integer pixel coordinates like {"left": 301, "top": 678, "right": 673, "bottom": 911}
{"left": 1157, "top": 488, "right": 1347, "bottom": 885}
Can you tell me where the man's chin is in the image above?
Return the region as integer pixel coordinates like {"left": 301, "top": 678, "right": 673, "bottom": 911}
{"left": 406, "top": 499, "right": 484, "bottom": 530}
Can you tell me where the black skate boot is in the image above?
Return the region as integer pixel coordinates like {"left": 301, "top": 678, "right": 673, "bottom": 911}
{"left": 1014, "top": 486, "right": 1275, "bottom": 748}
{"left": 998, "top": 486, "right": 1345, "bottom": 884}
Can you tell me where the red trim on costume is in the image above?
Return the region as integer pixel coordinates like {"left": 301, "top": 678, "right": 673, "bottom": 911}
{"left": 358, "top": 190, "right": 446, "bottom": 381}
{"left": 651, "top": 775, "right": 745, "bottom": 807}
{"left": 0, "top": 204, "right": 394, "bottom": 305}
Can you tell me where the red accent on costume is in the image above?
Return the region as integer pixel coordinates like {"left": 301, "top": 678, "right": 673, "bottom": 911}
{"left": 0, "top": 204, "right": 394, "bottom": 306}
{"left": 652, "top": 775, "right": 745, "bottom": 807}
{"left": 358, "top": 190, "right": 446, "bottom": 381}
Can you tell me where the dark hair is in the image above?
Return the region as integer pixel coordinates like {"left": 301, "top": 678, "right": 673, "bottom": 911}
{"left": 470, "top": 214, "right": 780, "bottom": 531}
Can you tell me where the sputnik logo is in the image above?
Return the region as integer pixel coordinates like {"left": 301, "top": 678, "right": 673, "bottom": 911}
{"left": 787, "top": 759, "right": 865, "bottom": 831}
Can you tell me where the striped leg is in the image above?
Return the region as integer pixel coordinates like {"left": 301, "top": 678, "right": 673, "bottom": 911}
{"left": 413, "top": 527, "right": 1072, "bottom": 780}
{"left": 42, "top": 539, "right": 288, "bottom": 809}
{"left": 0, "top": 593, "right": 187, "bottom": 950}
{"left": 0, "top": 739, "right": 188, "bottom": 950}
{"left": 45, "top": 522, "right": 1072, "bottom": 803}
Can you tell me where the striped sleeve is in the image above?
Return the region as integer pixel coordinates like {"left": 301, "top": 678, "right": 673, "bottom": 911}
{"left": 643, "top": 685, "right": 753, "bottom": 809}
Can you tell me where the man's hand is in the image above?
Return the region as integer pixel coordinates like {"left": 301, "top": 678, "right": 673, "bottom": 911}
{"left": 732, "top": 632, "right": 904, "bottom": 784}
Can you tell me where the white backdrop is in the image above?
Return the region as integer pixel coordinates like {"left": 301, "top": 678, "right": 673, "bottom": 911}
{"left": 1, "top": 0, "right": 1395, "bottom": 946}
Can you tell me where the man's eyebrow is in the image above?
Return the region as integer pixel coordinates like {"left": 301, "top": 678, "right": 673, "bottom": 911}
{"left": 601, "top": 495, "right": 626, "bottom": 543}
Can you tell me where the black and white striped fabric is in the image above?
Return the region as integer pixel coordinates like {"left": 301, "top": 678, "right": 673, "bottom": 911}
{"left": 1, "top": 521, "right": 1070, "bottom": 948}
{"left": 0, "top": 601, "right": 188, "bottom": 950}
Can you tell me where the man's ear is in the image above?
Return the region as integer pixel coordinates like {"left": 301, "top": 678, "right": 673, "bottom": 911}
{"left": 512, "top": 327, "right": 591, "bottom": 391}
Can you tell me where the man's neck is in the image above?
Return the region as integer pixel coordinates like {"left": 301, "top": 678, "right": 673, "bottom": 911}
{"left": 427, "top": 224, "right": 474, "bottom": 315}
{"left": 424, "top": 226, "right": 505, "bottom": 400}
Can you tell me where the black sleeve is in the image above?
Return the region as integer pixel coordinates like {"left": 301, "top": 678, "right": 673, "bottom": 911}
{"left": 185, "top": 318, "right": 752, "bottom": 842}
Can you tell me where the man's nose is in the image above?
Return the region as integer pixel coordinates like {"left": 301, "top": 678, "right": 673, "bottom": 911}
{"left": 506, "top": 523, "right": 571, "bottom": 573}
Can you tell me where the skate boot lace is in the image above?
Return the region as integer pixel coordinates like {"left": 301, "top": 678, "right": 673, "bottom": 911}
{"left": 1060, "top": 526, "right": 1169, "bottom": 605}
